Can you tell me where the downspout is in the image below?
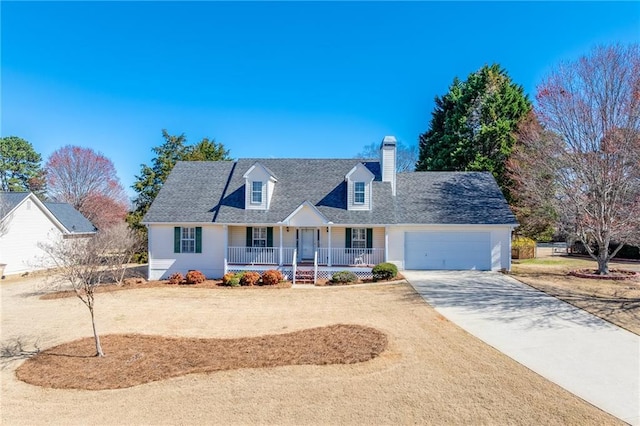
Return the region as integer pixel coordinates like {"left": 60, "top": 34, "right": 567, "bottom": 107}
{"left": 146, "top": 224, "right": 151, "bottom": 280}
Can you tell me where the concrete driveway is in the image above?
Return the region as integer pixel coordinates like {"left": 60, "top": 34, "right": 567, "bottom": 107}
{"left": 404, "top": 270, "right": 640, "bottom": 426}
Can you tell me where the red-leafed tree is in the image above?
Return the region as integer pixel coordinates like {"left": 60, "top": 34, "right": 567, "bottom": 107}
{"left": 46, "top": 146, "right": 129, "bottom": 230}
{"left": 509, "top": 44, "right": 640, "bottom": 274}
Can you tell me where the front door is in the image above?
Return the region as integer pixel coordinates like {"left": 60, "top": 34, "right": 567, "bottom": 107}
{"left": 300, "top": 228, "right": 315, "bottom": 260}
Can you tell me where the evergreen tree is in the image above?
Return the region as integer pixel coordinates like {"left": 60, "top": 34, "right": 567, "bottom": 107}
{"left": 0, "top": 136, "right": 46, "bottom": 195}
{"left": 128, "top": 130, "right": 231, "bottom": 261}
{"left": 416, "top": 64, "right": 531, "bottom": 198}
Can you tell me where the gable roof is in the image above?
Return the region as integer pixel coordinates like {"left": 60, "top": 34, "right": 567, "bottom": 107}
{"left": 0, "top": 192, "right": 30, "bottom": 219}
{"left": 1, "top": 191, "right": 96, "bottom": 234}
{"left": 395, "top": 172, "right": 517, "bottom": 225}
{"left": 142, "top": 159, "right": 517, "bottom": 226}
{"left": 44, "top": 202, "right": 97, "bottom": 233}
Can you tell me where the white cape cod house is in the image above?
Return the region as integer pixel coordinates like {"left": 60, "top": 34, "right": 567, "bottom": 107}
{"left": 143, "top": 137, "right": 518, "bottom": 282}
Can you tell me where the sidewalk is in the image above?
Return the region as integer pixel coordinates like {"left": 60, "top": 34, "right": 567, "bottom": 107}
{"left": 404, "top": 270, "right": 640, "bottom": 425}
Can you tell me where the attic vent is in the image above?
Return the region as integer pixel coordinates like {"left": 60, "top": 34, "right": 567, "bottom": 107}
{"left": 26, "top": 200, "right": 32, "bottom": 210}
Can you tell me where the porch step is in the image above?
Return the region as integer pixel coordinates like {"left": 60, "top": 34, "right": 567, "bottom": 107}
{"left": 295, "top": 269, "right": 315, "bottom": 283}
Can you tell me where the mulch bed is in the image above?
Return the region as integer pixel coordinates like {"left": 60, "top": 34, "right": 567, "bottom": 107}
{"left": 16, "top": 324, "right": 387, "bottom": 390}
{"left": 569, "top": 269, "right": 639, "bottom": 280}
{"left": 40, "top": 279, "right": 291, "bottom": 300}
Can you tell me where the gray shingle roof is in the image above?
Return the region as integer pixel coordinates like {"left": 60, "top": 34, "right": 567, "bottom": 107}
{"left": 395, "top": 172, "right": 518, "bottom": 224}
{"left": 44, "top": 202, "right": 97, "bottom": 233}
{"left": 0, "top": 192, "right": 30, "bottom": 219}
{"left": 143, "top": 160, "right": 517, "bottom": 226}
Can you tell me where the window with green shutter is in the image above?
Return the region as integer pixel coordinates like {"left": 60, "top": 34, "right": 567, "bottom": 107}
{"left": 174, "top": 226, "right": 202, "bottom": 253}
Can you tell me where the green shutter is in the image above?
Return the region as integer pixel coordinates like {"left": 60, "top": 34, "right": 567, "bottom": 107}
{"left": 366, "top": 228, "right": 373, "bottom": 249}
{"left": 345, "top": 228, "right": 352, "bottom": 248}
{"left": 267, "top": 227, "right": 273, "bottom": 247}
{"left": 195, "top": 227, "right": 202, "bottom": 253}
{"left": 246, "top": 227, "right": 253, "bottom": 247}
{"left": 174, "top": 227, "right": 181, "bottom": 253}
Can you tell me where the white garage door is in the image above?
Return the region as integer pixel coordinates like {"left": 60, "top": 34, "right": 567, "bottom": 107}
{"left": 404, "top": 231, "right": 491, "bottom": 270}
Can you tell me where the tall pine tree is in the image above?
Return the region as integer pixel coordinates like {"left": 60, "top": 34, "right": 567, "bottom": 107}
{"left": 127, "top": 130, "right": 231, "bottom": 260}
{"left": 416, "top": 64, "right": 531, "bottom": 199}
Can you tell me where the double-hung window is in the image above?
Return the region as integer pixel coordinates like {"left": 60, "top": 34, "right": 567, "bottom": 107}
{"left": 253, "top": 227, "right": 267, "bottom": 247}
{"left": 181, "top": 227, "right": 196, "bottom": 253}
{"left": 351, "top": 228, "right": 367, "bottom": 249}
{"left": 354, "top": 182, "right": 365, "bottom": 204}
{"left": 251, "top": 181, "right": 263, "bottom": 204}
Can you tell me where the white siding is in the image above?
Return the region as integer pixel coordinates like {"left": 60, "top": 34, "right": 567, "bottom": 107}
{"left": 387, "top": 225, "right": 513, "bottom": 271}
{"left": 0, "top": 199, "right": 64, "bottom": 275}
{"left": 148, "top": 224, "right": 226, "bottom": 280}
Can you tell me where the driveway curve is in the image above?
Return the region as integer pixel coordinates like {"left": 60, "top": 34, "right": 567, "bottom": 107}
{"left": 404, "top": 270, "right": 640, "bottom": 425}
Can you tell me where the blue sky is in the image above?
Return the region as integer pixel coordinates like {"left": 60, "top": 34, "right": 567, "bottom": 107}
{"left": 2, "top": 2, "right": 638, "bottom": 199}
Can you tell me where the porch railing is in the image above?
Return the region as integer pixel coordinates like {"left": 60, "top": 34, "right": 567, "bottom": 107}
{"left": 228, "top": 246, "right": 384, "bottom": 266}
{"left": 328, "top": 248, "right": 384, "bottom": 266}
{"left": 228, "top": 247, "right": 279, "bottom": 265}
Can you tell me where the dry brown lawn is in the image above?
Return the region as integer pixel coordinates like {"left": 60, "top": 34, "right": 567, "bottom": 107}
{"left": 511, "top": 256, "right": 640, "bottom": 335}
{"left": 1, "top": 273, "right": 620, "bottom": 425}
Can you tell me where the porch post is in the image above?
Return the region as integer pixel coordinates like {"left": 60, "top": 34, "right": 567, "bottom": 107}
{"left": 327, "top": 225, "right": 332, "bottom": 267}
{"left": 223, "top": 225, "right": 229, "bottom": 274}
{"left": 279, "top": 225, "right": 283, "bottom": 266}
{"left": 384, "top": 226, "right": 389, "bottom": 262}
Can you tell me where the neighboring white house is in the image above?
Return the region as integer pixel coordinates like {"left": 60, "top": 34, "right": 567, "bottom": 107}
{"left": 142, "top": 136, "right": 518, "bottom": 282}
{"left": 0, "top": 192, "right": 96, "bottom": 277}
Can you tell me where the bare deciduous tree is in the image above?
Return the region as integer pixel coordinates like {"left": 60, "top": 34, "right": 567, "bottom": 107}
{"left": 356, "top": 141, "right": 418, "bottom": 172}
{"left": 39, "top": 224, "right": 140, "bottom": 356}
{"left": 45, "top": 145, "right": 129, "bottom": 230}
{"left": 510, "top": 44, "right": 640, "bottom": 274}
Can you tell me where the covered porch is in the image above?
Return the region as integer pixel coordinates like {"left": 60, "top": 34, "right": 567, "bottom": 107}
{"left": 223, "top": 202, "right": 387, "bottom": 283}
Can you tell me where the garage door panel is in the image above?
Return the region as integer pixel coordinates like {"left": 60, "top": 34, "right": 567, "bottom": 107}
{"left": 405, "top": 232, "right": 490, "bottom": 270}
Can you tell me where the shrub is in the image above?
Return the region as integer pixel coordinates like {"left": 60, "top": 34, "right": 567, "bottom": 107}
{"left": 372, "top": 262, "right": 398, "bottom": 281}
{"left": 167, "top": 272, "right": 183, "bottom": 285}
{"left": 330, "top": 270, "right": 358, "bottom": 284}
{"left": 512, "top": 236, "right": 536, "bottom": 259}
{"left": 228, "top": 275, "right": 241, "bottom": 287}
{"left": 185, "top": 270, "right": 206, "bottom": 284}
{"left": 511, "top": 237, "right": 536, "bottom": 259}
{"left": 262, "top": 270, "right": 283, "bottom": 285}
{"left": 240, "top": 271, "right": 260, "bottom": 286}
{"left": 222, "top": 272, "right": 244, "bottom": 287}
{"left": 222, "top": 272, "right": 236, "bottom": 286}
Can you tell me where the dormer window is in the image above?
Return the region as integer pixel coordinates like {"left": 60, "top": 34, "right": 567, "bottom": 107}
{"left": 354, "top": 182, "right": 365, "bottom": 204}
{"left": 251, "top": 181, "right": 263, "bottom": 204}
{"left": 345, "top": 163, "right": 374, "bottom": 211}
{"left": 244, "top": 162, "right": 277, "bottom": 210}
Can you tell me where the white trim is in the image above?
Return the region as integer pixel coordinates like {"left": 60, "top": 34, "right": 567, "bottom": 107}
{"left": 345, "top": 162, "right": 375, "bottom": 180}
{"left": 242, "top": 162, "right": 278, "bottom": 182}
{"left": 251, "top": 181, "right": 263, "bottom": 204}
{"left": 354, "top": 181, "right": 365, "bottom": 204}
{"left": 179, "top": 226, "right": 196, "bottom": 253}
{"left": 281, "top": 201, "right": 331, "bottom": 225}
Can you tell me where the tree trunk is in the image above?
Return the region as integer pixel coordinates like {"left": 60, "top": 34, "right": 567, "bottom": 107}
{"left": 89, "top": 306, "right": 105, "bottom": 357}
{"left": 596, "top": 251, "right": 610, "bottom": 275}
